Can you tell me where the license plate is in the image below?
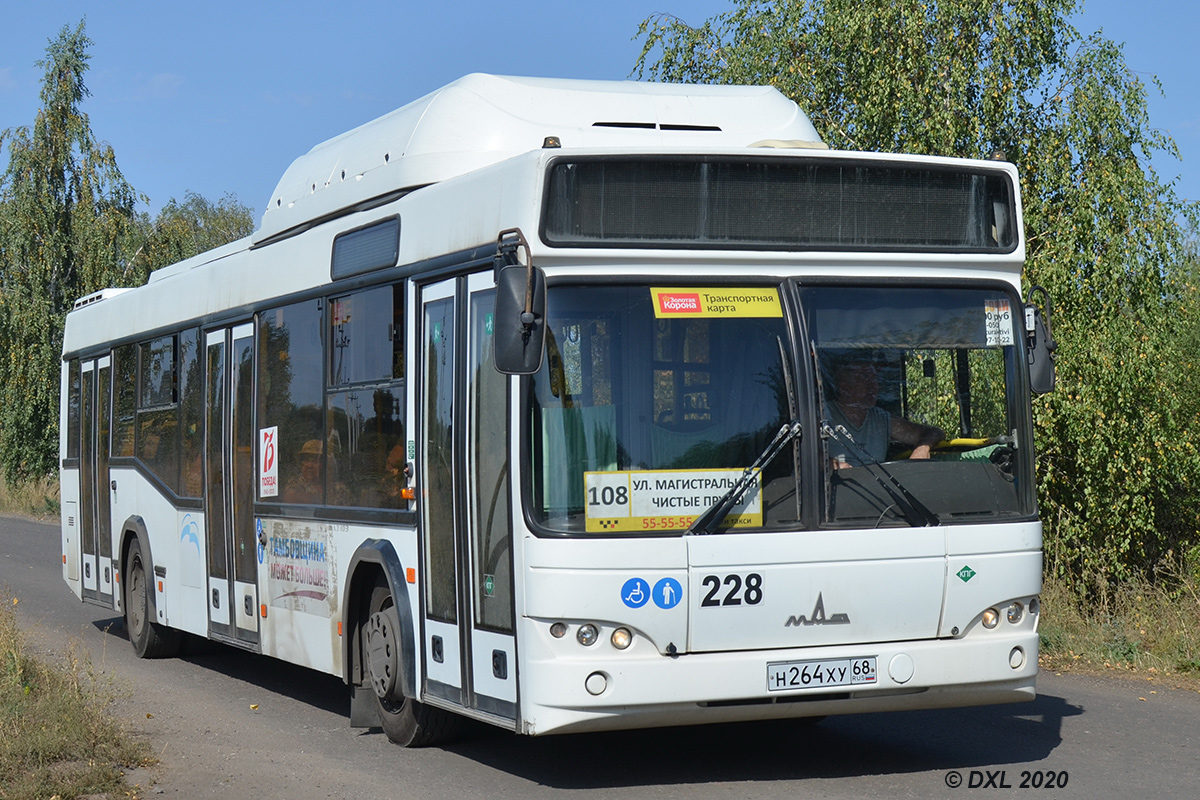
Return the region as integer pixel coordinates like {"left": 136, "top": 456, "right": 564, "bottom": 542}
{"left": 766, "top": 656, "right": 877, "bottom": 692}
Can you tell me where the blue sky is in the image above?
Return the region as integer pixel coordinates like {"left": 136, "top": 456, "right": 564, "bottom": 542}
{"left": 2, "top": 1, "right": 1196, "bottom": 225}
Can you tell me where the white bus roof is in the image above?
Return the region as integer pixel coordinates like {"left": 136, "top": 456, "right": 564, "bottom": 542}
{"left": 254, "top": 73, "right": 823, "bottom": 244}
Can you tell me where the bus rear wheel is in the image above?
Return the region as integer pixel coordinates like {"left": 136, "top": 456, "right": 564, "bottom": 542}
{"left": 124, "top": 537, "right": 180, "bottom": 658}
{"left": 365, "top": 580, "right": 460, "bottom": 747}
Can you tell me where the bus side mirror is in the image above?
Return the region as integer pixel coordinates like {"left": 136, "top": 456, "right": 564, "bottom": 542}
{"left": 494, "top": 264, "right": 547, "bottom": 375}
{"left": 1024, "top": 285, "right": 1056, "bottom": 394}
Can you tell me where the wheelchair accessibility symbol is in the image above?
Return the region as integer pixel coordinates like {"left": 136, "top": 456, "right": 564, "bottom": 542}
{"left": 621, "top": 578, "right": 649, "bottom": 609}
{"left": 621, "top": 577, "right": 683, "bottom": 609}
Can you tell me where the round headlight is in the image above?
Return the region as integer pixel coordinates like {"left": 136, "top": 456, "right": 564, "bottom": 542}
{"left": 1007, "top": 602, "right": 1024, "bottom": 624}
{"left": 1029, "top": 596, "right": 1041, "bottom": 616}
{"left": 611, "top": 627, "right": 633, "bottom": 650}
{"left": 577, "top": 623, "right": 599, "bottom": 646}
{"left": 549, "top": 622, "right": 567, "bottom": 639}
{"left": 982, "top": 608, "right": 1000, "bottom": 629}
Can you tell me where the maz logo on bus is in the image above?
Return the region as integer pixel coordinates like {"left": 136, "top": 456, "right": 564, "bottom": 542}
{"left": 784, "top": 593, "right": 850, "bottom": 627}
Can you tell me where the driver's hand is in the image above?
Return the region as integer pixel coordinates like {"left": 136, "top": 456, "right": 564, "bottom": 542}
{"left": 910, "top": 444, "right": 932, "bottom": 460}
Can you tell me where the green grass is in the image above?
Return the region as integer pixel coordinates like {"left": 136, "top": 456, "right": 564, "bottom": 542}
{"left": 1038, "top": 552, "right": 1200, "bottom": 688}
{"left": 1, "top": 593, "right": 151, "bottom": 800}
{"left": 0, "top": 477, "right": 60, "bottom": 520}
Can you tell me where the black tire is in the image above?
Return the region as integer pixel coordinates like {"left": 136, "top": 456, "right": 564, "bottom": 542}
{"left": 124, "top": 537, "right": 181, "bottom": 658}
{"left": 364, "top": 579, "right": 461, "bottom": 747}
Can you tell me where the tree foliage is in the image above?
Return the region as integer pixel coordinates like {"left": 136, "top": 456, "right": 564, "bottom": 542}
{"left": 0, "top": 22, "right": 145, "bottom": 481}
{"left": 637, "top": 0, "right": 1200, "bottom": 594}
{"left": 0, "top": 22, "right": 255, "bottom": 484}
{"left": 132, "top": 191, "right": 255, "bottom": 274}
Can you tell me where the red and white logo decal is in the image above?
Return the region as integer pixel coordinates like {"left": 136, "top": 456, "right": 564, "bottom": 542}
{"left": 657, "top": 292, "right": 701, "bottom": 314}
{"left": 259, "top": 426, "right": 279, "bottom": 498}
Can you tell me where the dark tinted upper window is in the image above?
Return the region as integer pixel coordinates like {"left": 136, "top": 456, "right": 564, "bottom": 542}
{"left": 544, "top": 157, "right": 1016, "bottom": 252}
{"left": 331, "top": 217, "right": 400, "bottom": 279}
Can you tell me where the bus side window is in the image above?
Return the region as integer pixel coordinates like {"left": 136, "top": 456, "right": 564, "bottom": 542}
{"left": 326, "top": 283, "right": 406, "bottom": 508}
{"left": 136, "top": 335, "right": 181, "bottom": 493}
{"left": 258, "top": 301, "right": 325, "bottom": 505}
{"left": 66, "top": 359, "right": 81, "bottom": 459}
{"left": 112, "top": 344, "right": 137, "bottom": 458}
{"left": 179, "top": 327, "right": 204, "bottom": 497}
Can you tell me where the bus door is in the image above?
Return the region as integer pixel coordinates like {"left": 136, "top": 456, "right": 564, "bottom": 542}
{"left": 418, "top": 273, "right": 517, "bottom": 724}
{"left": 79, "top": 355, "right": 115, "bottom": 606}
{"left": 204, "top": 324, "right": 260, "bottom": 647}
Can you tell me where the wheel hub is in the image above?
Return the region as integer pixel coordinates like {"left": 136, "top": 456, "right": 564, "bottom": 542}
{"left": 128, "top": 565, "right": 145, "bottom": 635}
{"left": 365, "top": 609, "right": 399, "bottom": 699}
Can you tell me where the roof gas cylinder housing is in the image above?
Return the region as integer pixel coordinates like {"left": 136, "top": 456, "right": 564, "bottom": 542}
{"left": 254, "top": 73, "right": 824, "bottom": 244}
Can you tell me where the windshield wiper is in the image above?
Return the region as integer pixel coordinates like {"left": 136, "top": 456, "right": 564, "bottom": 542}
{"left": 822, "top": 422, "right": 940, "bottom": 528}
{"left": 687, "top": 420, "right": 803, "bottom": 535}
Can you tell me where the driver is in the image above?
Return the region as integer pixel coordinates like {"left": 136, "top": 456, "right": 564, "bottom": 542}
{"left": 827, "top": 360, "right": 944, "bottom": 468}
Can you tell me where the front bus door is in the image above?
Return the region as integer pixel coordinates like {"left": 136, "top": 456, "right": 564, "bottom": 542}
{"left": 204, "top": 324, "right": 260, "bottom": 647}
{"left": 418, "top": 273, "right": 517, "bottom": 725}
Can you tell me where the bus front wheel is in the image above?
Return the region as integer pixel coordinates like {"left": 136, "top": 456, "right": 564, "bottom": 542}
{"left": 365, "top": 580, "right": 460, "bottom": 747}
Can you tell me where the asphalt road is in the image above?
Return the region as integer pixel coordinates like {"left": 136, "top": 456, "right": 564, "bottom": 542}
{"left": 3, "top": 514, "right": 1198, "bottom": 799}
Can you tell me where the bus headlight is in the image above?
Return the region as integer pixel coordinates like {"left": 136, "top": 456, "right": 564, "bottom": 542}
{"left": 611, "top": 627, "right": 632, "bottom": 650}
{"left": 577, "top": 624, "right": 599, "bottom": 646}
{"left": 982, "top": 608, "right": 1000, "bottom": 629}
{"left": 549, "top": 622, "right": 567, "bottom": 639}
{"left": 1007, "top": 602, "right": 1024, "bottom": 624}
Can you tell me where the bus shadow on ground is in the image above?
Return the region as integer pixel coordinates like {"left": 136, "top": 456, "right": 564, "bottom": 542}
{"left": 444, "top": 693, "right": 1082, "bottom": 789}
{"left": 92, "top": 615, "right": 350, "bottom": 717}
{"left": 92, "top": 614, "right": 1080, "bottom": 789}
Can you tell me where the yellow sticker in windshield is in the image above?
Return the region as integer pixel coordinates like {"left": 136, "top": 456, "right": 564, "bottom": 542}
{"left": 584, "top": 469, "right": 763, "bottom": 533}
{"left": 651, "top": 288, "right": 782, "bottom": 318}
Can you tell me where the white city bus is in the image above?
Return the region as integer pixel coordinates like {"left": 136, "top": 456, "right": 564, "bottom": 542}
{"left": 59, "top": 74, "right": 1055, "bottom": 746}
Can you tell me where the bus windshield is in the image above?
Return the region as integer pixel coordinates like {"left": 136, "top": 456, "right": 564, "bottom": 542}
{"left": 528, "top": 282, "right": 1034, "bottom": 534}
{"left": 804, "top": 284, "right": 1033, "bottom": 527}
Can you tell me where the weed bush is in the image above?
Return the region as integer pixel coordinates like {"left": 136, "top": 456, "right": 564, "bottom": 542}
{"left": 0, "top": 476, "right": 60, "bottom": 520}
{"left": 1, "top": 594, "right": 149, "bottom": 799}
{"left": 1039, "top": 562, "right": 1200, "bottom": 681}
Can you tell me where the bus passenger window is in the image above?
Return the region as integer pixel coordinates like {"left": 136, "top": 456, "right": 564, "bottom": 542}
{"left": 258, "top": 301, "right": 324, "bottom": 505}
{"left": 326, "top": 283, "right": 406, "bottom": 508}
{"left": 136, "top": 335, "right": 180, "bottom": 493}
{"left": 112, "top": 345, "right": 136, "bottom": 458}
{"left": 65, "top": 359, "right": 81, "bottom": 460}
{"left": 179, "top": 327, "right": 204, "bottom": 497}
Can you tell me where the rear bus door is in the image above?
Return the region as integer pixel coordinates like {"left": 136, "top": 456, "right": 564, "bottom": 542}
{"left": 79, "top": 356, "right": 115, "bottom": 607}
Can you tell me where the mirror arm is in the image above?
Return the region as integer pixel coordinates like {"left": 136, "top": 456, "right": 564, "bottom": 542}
{"left": 496, "top": 228, "right": 535, "bottom": 326}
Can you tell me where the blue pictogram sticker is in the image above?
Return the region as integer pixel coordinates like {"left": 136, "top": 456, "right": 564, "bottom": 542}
{"left": 621, "top": 578, "right": 649, "bottom": 608}
{"left": 180, "top": 514, "right": 201, "bottom": 551}
{"left": 653, "top": 577, "right": 683, "bottom": 609}
{"left": 256, "top": 519, "right": 265, "bottom": 564}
